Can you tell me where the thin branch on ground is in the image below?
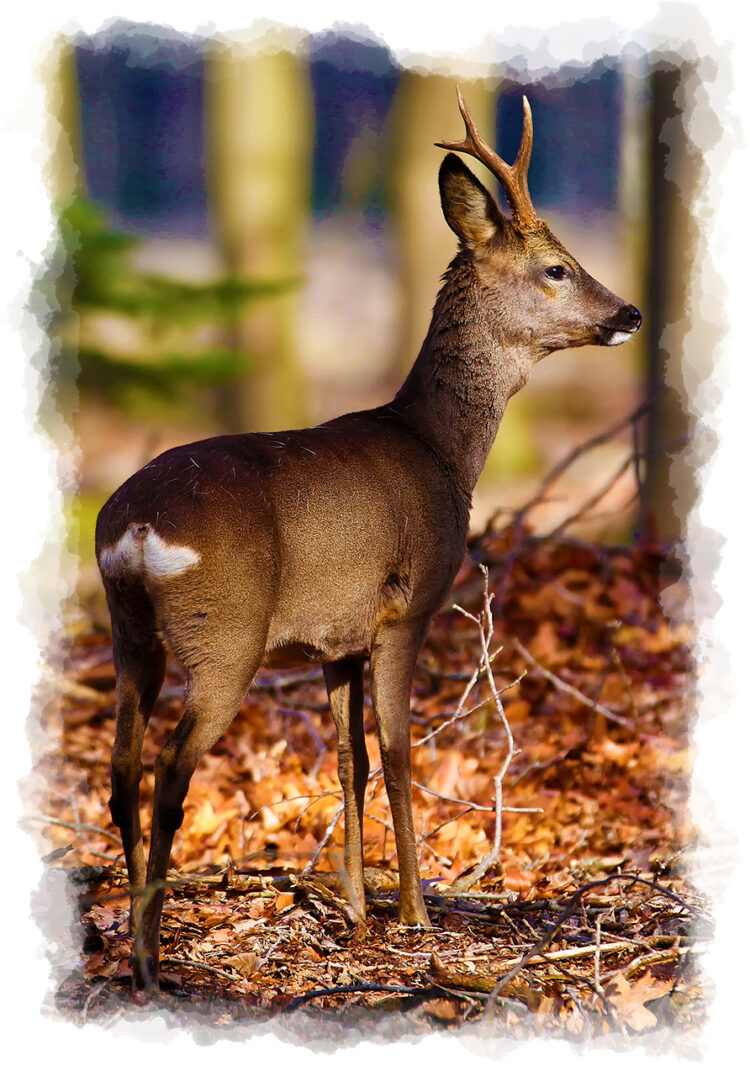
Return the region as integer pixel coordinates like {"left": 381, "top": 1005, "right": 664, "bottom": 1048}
{"left": 301, "top": 803, "right": 345, "bottom": 875}
{"left": 512, "top": 637, "right": 634, "bottom": 731}
{"left": 284, "top": 982, "right": 437, "bottom": 1012}
{"left": 160, "top": 956, "right": 239, "bottom": 982}
{"left": 482, "top": 871, "right": 707, "bottom": 1017}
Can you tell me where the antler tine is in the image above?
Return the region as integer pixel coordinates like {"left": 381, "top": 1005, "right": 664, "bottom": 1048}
{"left": 435, "top": 86, "right": 540, "bottom": 232}
{"left": 516, "top": 96, "right": 534, "bottom": 179}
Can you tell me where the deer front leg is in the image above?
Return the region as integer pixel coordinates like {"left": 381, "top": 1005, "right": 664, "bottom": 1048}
{"left": 324, "top": 658, "right": 368, "bottom": 920}
{"left": 370, "top": 620, "right": 431, "bottom": 928}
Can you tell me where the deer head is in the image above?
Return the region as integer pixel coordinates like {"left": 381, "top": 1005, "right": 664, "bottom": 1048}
{"left": 435, "top": 88, "right": 642, "bottom": 359}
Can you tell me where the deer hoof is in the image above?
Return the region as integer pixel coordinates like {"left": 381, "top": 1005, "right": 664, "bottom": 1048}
{"left": 131, "top": 954, "right": 160, "bottom": 994}
{"left": 398, "top": 902, "right": 432, "bottom": 930}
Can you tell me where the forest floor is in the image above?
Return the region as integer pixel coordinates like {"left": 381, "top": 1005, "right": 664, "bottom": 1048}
{"left": 24, "top": 474, "right": 709, "bottom": 1048}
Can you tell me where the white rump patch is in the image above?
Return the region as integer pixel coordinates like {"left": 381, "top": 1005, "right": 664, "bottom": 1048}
{"left": 99, "top": 524, "right": 201, "bottom": 580}
{"left": 142, "top": 531, "right": 201, "bottom": 577}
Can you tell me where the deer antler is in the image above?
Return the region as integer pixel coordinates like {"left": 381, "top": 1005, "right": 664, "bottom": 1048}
{"left": 436, "top": 87, "right": 541, "bottom": 232}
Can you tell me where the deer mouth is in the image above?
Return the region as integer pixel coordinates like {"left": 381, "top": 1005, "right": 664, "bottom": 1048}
{"left": 596, "top": 325, "right": 639, "bottom": 347}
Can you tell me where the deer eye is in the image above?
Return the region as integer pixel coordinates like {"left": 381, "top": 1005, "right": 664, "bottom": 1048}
{"left": 545, "top": 265, "right": 567, "bottom": 281}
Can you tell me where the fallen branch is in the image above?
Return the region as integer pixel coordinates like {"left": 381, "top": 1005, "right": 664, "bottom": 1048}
{"left": 160, "top": 956, "right": 238, "bottom": 982}
{"left": 481, "top": 871, "right": 708, "bottom": 1017}
{"left": 23, "top": 813, "right": 120, "bottom": 844}
{"left": 284, "top": 982, "right": 436, "bottom": 1012}
{"left": 494, "top": 937, "right": 687, "bottom": 973}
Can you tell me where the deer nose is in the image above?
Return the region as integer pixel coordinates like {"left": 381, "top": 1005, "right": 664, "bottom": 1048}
{"left": 623, "top": 304, "right": 642, "bottom": 331}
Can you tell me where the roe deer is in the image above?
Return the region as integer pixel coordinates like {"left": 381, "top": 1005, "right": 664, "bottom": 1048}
{"left": 96, "top": 89, "right": 641, "bottom": 989}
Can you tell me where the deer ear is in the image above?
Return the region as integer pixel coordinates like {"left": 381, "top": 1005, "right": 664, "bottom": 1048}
{"left": 439, "top": 154, "right": 506, "bottom": 249}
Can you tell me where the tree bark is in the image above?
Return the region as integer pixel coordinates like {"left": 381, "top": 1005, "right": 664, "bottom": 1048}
{"left": 641, "top": 63, "right": 700, "bottom": 545}
{"left": 206, "top": 34, "right": 313, "bottom": 432}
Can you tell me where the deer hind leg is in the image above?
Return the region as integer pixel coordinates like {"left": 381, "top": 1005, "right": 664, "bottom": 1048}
{"left": 133, "top": 662, "right": 255, "bottom": 991}
{"left": 370, "top": 619, "right": 431, "bottom": 928}
{"left": 323, "top": 658, "right": 368, "bottom": 920}
{"left": 110, "top": 638, "right": 166, "bottom": 929}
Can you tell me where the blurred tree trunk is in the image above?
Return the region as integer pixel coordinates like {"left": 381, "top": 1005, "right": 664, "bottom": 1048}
{"left": 390, "top": 71, "right": 480, "bottom": 374}
{"left": 640, "top": 63, "right": 699, "bottom": 545}
{"left": 42, "top": 37, "right": 84, "bottom": 429}
{"left": 389, "top": 73, "right": 538, "bottom": 482}
{"left": 206, "top": 36, "right": 313, "bottom": 432}
{"left": 619, "top": 55, "right": 649, "bottom": 338}
{"left": 618, "top": 57, "right": 650, "bottom": 538}
{"left": 45, "top": 36, "right": 83, "bottom": 204}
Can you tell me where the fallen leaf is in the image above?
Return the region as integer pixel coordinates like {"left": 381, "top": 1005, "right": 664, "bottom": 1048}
{"left": 274, "top": 892, "right": 295, "bottom": 913}
{"left": 224, "top": 952, "right": 260, "bottom": 978}
{"left": 605, "top": 971, "right": 673, "bottom": 1031}
{"left": 422, "top": 997, "right": 465, "bottom": 1022}
{"left": 187, "top": 800, "right": 237, "bottom": 839}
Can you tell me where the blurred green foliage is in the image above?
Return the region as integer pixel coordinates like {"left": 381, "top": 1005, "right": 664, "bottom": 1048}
{"left": 56, "top": 195, "right": 299, "bottom": 412}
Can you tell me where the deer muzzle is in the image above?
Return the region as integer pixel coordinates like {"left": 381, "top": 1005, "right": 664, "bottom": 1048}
{"left": 596, "top": 303, "right": 642, "bottom": 346}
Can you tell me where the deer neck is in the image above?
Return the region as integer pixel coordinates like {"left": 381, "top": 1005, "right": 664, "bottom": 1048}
{"left": 394, "top": 256, "right": 533, "bottom": 493}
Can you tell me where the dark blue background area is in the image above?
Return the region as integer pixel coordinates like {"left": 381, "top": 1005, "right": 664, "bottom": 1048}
{"left": 309, "top": 35, "right": 399, "bottom": 222}
{"left": 75, "top": 30, "right": 207, "bottom": 234}
{"left": 497, "top": 65, "right": 623, "bottom": 214}
{"left": 74, "top": 28, "right": 625, "bottom": 235}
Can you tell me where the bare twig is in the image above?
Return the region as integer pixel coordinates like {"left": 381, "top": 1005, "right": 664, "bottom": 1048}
{"left": 414, "top": 673, "right": 526, "bottom": 751}
{"left": 515, "top": 399, "right": 652, "bottom": 525}
{"left": 413, "top": 666, "right": 480, "bottom": 748}
{"left": 301, "top": 803, "right": 345, "bottom": 875}
{"left": 542, "top": 454, "right": 635, "bottom": 542}
{"left": 494, "top": 937, "right": 687, "bottom": 972}
{"left": 24, "top": 813, "right": 119, "bottom": 844}
{"left": 451, "top": 567, "right": 534, "bottom": 893}
{"left": 599, "top": 943, "right": 705, "bottom": 983}
{"left": 512, "top": 637, "right": 634, "bottom": 731}
{"left": 481, "top": 871, "right": 708, "bottom": 1017}
{"left": 412, "top": 781, "right": 493, "bottom": 813}
{"left": 477, "top": 401, "right": 656, "bottom": 613}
